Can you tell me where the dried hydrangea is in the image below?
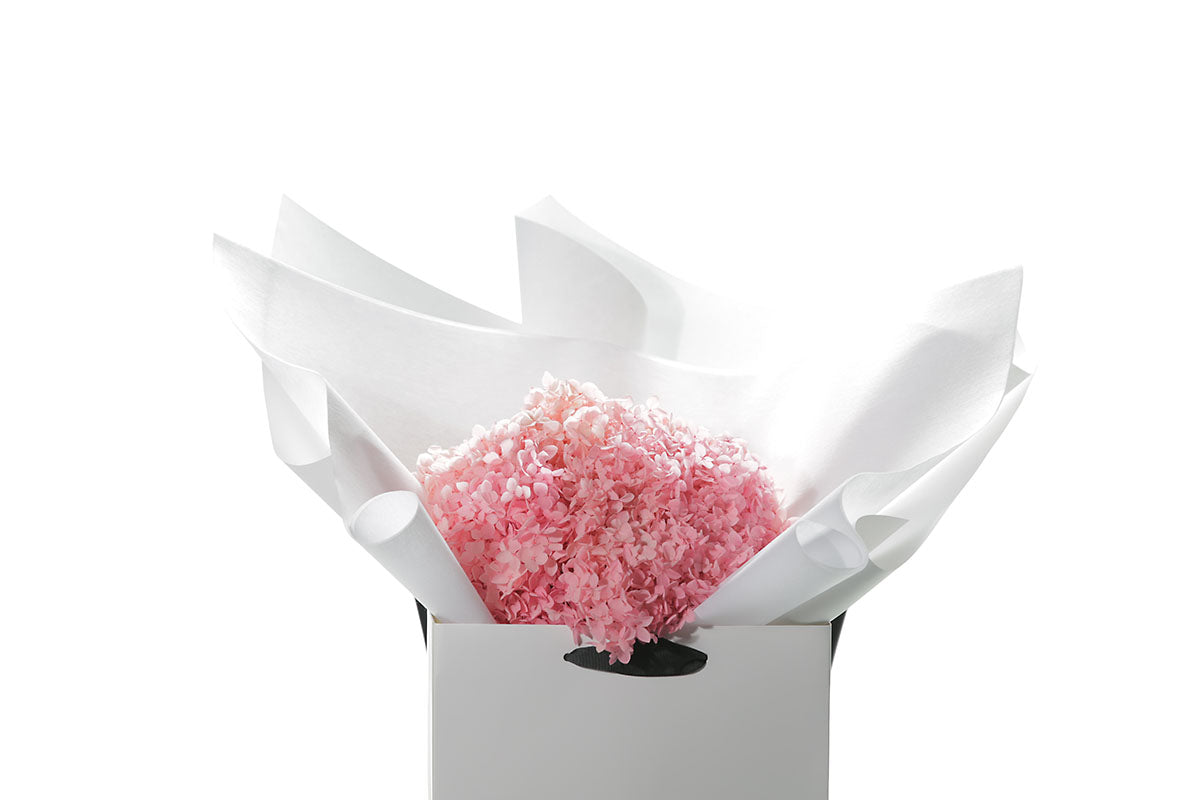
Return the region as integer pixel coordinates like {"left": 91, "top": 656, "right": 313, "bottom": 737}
{"left": 417, "top": 374, "right": 786, "bottom": 663}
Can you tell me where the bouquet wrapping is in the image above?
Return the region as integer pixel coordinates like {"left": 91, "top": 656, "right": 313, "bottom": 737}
{"left": 215, "top": 197, "right": 1031, "bottom": 797}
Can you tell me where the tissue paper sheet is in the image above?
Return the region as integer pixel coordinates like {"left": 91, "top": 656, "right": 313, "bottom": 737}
{"left": 217, "top": 198, "right": 1029, "bottom": 625}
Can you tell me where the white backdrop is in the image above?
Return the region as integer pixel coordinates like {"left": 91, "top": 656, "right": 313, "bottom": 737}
{"left": 2, "top": 2, "right": 1198, "bottom": 798}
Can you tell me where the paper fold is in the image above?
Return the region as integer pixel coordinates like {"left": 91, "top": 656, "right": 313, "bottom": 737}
{"left": 349, "top": 492, "right": 494, "bottom": 624}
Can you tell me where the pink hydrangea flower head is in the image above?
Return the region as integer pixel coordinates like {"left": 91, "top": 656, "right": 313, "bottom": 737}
{"left": 417, "top": 374, "right": 786, "bottom": 663}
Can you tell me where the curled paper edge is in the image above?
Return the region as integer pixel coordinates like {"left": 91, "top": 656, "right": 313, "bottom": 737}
{"left": 249, "top": 341, "right": 493, "bottom": 623}
{"left": 696, "top": 358, "right": 1032, "bottom": 627}
{"left": 775, "top": 365, "right": 1033, "bottom": 625}
{"left": 349, "top": 492, "right": 494, "bottom": 624}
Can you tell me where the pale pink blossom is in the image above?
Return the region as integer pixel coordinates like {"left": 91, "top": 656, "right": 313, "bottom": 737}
{"left": 418, "top": 374, "right": 786, "bottom": 663}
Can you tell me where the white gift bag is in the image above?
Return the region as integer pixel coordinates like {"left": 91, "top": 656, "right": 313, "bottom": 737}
{"left": 428, "top": 621, "right": 832, "bottom": 800}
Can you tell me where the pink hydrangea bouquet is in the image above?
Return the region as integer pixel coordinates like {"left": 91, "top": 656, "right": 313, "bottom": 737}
{"left": 418, "top": 374, "right": 786, "bottom": 663}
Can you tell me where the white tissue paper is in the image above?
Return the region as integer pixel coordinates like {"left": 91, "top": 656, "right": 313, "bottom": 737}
{"left": 215, "top": 196, "right": 1031, "bottom": 630}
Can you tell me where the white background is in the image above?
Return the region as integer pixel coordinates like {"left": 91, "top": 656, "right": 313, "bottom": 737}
{"left": 2, "top": 2, "right": 1198, "bottom": 798}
